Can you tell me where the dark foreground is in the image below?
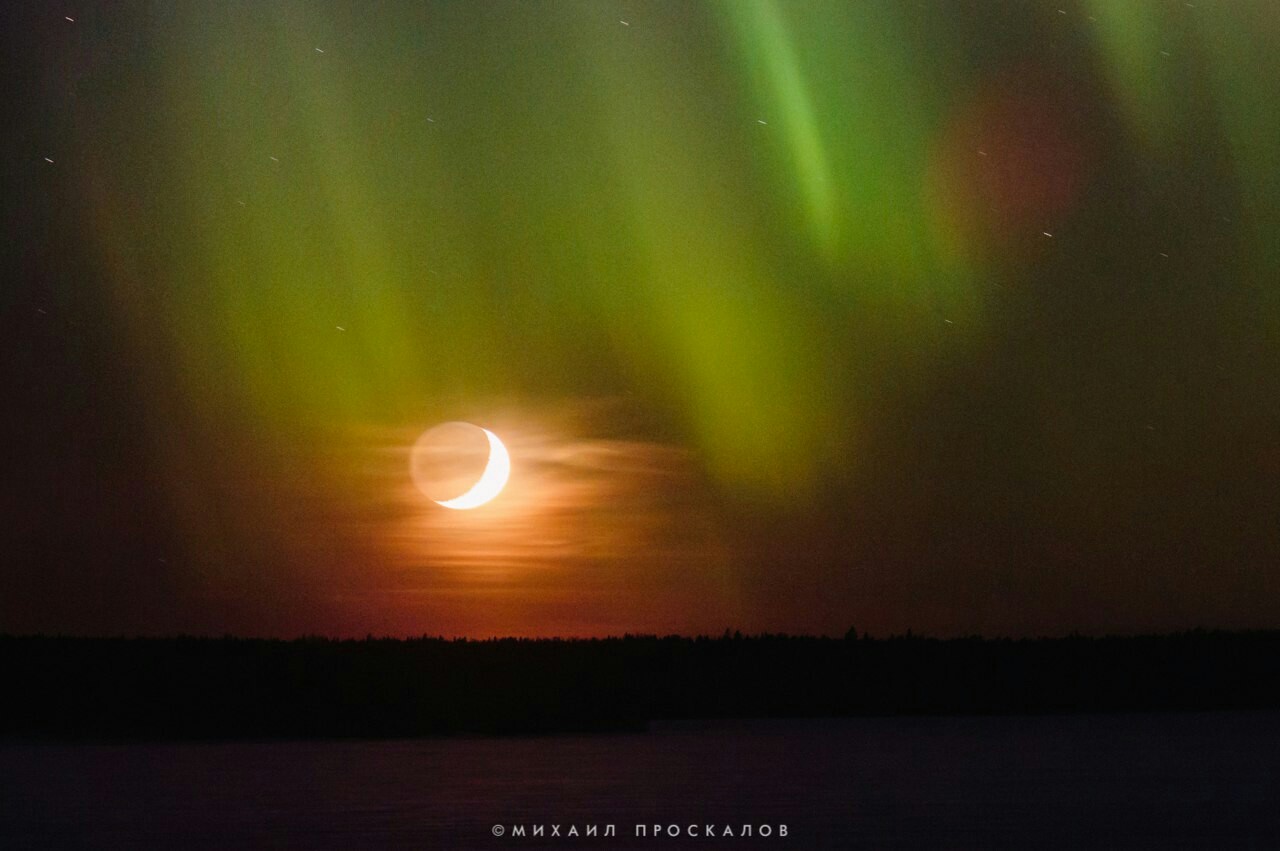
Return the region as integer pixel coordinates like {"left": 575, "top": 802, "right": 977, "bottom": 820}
{"left": 2, "top": 713, "right": 1277, "bottom": 849}
{"left": 3, "top": 631, "right": 1280, "bottom": 739}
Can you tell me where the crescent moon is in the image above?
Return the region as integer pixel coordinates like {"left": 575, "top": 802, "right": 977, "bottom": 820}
{"left": 434, "top": 428, "right": 510, "bottom": 510}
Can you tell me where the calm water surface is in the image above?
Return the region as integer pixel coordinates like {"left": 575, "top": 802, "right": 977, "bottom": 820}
{"left": 2, "top": 712, "right": 1277, "bottom": 849}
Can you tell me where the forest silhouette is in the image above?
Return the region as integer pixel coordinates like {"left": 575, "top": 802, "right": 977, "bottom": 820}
{"left": 3, "top": 630, "right": 1278, "bottom": 740}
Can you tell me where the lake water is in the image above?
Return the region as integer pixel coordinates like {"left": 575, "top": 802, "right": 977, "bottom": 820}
{"left": 2, "top": 712, "right": 1277, "bottom": 849}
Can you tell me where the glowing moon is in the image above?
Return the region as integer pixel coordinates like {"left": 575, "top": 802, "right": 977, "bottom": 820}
{"left": 435, "top": 428, "right": 509, "bottom": 509}
{"left": 409, "top": 423, "right": 511, "bottom": 510}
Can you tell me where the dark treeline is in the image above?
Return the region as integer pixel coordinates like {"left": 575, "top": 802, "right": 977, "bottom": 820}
{"left": 2, "top": 630, "right": 1279, "bottom": 740}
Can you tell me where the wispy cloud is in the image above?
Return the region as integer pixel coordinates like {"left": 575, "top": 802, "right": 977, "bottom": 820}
{"left": 320, "top": 400, "right": 741, "bottom": 635}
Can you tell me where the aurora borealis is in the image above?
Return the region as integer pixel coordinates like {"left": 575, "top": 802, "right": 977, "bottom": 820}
{"left": 4, "top": 1, "right": 1279, "bottom": 638}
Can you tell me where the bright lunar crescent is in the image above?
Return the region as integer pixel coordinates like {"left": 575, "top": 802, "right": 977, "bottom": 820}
{"left": 433, "top": 427, "right": 510, "bottom": 510}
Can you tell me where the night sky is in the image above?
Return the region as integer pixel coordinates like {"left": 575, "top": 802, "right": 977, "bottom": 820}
{"left": 3, "top": 1, "right": 1278, "bottom": 638}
